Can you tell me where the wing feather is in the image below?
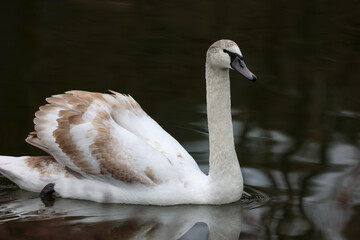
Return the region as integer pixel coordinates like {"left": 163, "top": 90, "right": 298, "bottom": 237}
{"left": 110, "top": 91, "right": 200, "bottom": 171}
{"left": 30, "top": 90, "right": 188, "bottom": 186}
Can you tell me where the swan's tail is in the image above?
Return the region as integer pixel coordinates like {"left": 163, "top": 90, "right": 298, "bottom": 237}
{"left": 0, "top": 155, "right": 66, "bottom": 192}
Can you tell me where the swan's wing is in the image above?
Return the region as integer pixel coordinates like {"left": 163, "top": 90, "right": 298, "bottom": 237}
{"left": 27, "top": 90, "right": 186, "bottom": 185}
{"left": 108, "top": 90, "right": 200, "bottom": 171}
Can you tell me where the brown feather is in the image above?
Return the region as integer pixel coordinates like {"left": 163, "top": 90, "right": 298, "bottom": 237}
{"left": 30, "top": 90, "right": 155, "bottom": 185}
{"left": 89, "top": 110, "right": 154, "bottom": 185}
{"left": 52, "top": 109, "right": 98, "bottom": 175}
{"left": 25, "top": 156, "right": 62, "bottom": 176}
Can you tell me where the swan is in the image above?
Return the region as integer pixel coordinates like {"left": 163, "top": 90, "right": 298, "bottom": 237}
{"left": 0, "top": 39, "right": 256, "bottom": 205}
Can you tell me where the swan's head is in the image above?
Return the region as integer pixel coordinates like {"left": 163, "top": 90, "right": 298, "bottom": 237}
{"left": 207, "top": 39, "right": 257, "bottom": 81}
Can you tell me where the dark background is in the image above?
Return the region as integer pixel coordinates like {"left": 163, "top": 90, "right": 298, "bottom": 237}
{"left": 0, "top": 0, "right": 359, "bottom": 239}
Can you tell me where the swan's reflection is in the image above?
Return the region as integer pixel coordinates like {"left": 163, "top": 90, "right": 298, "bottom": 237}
{"left": 0, "top": 191, "right": 243, "bottom": 239}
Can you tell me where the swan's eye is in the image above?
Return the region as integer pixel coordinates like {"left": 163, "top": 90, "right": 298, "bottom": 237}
{"left": 223, "top": 49, "right": 244, "bottom": 61}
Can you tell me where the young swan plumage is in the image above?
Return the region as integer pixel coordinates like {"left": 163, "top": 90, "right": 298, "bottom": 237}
{"left": 0, "top": 39, "right": 256, "bottom": 205}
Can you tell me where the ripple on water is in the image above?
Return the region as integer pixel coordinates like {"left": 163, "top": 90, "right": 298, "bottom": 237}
{"left": 241, "top": 186, "right": 271, "bottom": 209}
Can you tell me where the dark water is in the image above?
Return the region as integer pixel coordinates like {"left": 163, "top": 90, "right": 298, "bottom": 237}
{"left": 1, "top": 0, "right": 360, "bottom": 239}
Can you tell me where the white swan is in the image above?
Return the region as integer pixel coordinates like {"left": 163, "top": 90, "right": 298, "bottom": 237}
{"left": 0, "top": 40, "right": 256, "bottom": 205}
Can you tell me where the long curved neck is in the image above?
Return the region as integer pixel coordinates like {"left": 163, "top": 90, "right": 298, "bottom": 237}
{"left": 205, "top": 63, "right": 242, "bottom": 183}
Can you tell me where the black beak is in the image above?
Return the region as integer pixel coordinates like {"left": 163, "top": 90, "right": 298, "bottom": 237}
{"left": 230, "top": 57, "right": 257, "bottom": 81}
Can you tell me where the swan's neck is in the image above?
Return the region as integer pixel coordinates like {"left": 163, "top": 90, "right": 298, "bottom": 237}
{"left": 206, "top": 63, "right": 243, "bottom": 196}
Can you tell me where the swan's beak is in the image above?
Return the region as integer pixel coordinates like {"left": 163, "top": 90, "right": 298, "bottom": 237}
{"left": 231, "top": 57, "right": 257, "bottom": 82}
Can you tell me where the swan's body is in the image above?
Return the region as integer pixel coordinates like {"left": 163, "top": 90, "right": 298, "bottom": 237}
{"left": 0, "top": 40, "right": 256, "bottom": 205}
